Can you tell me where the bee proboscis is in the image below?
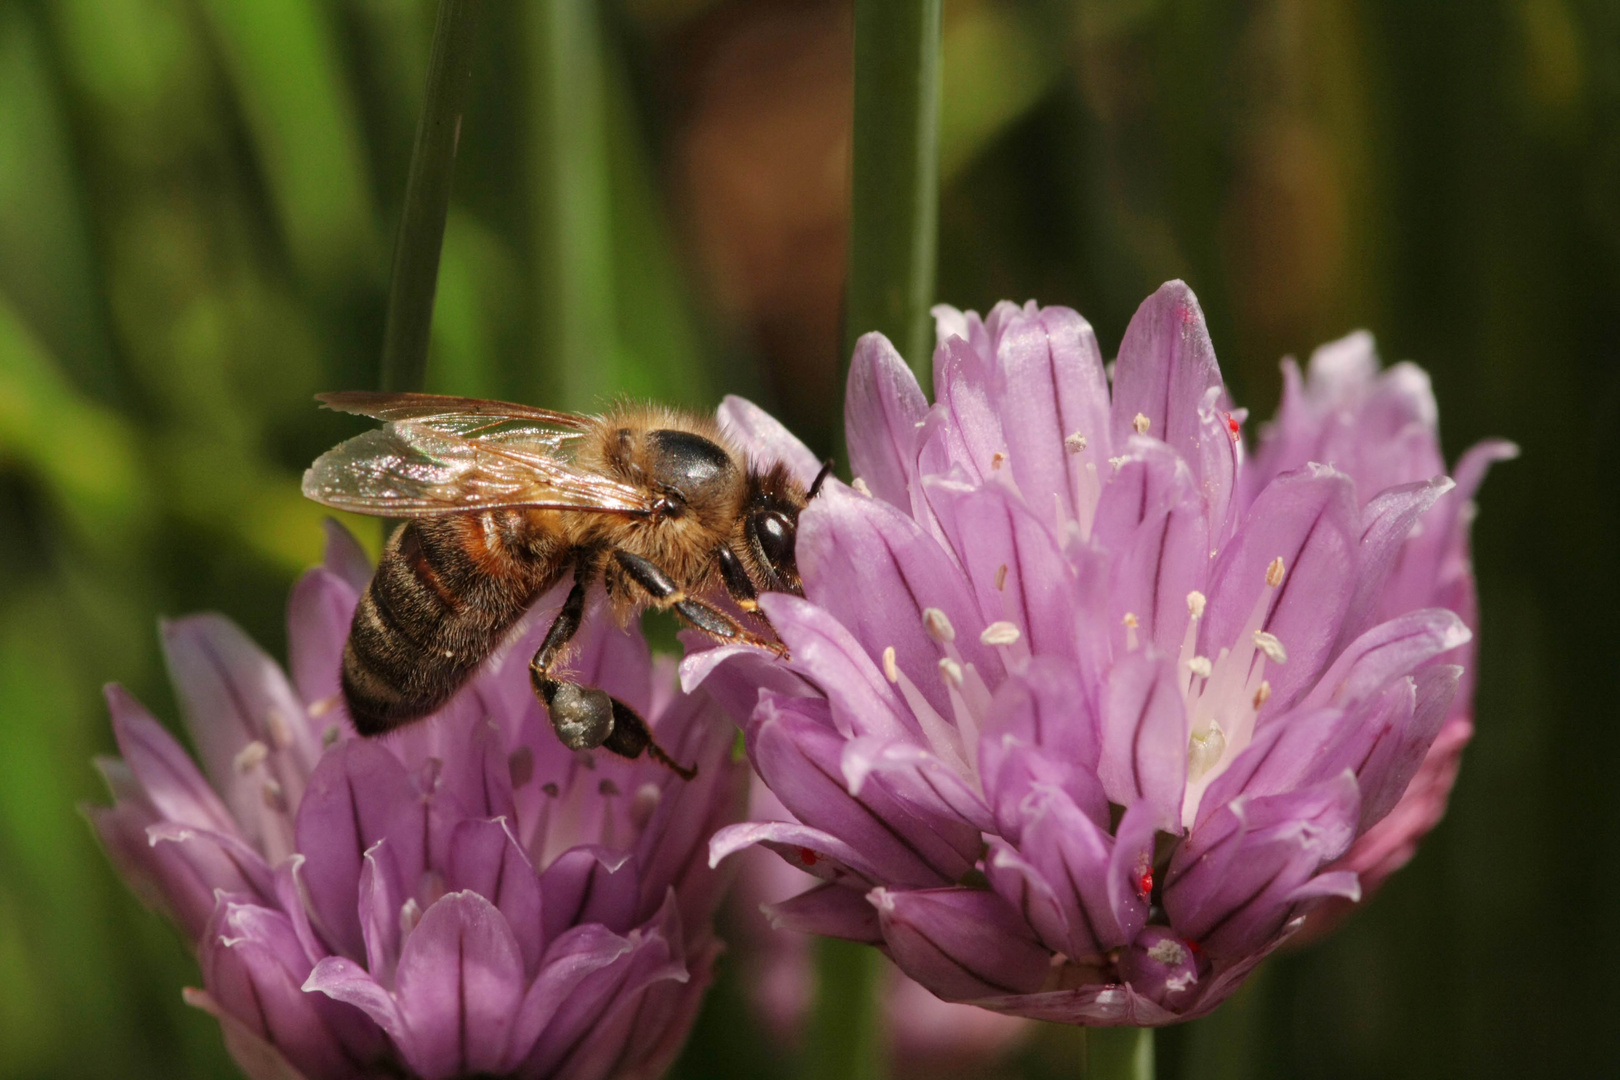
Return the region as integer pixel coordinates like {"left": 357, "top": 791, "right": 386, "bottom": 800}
{"left": 302, "top": 392, "right": 828, "bottom": 777}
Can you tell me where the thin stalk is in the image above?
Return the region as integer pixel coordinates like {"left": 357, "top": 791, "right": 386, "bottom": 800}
{"left": 379, "top": 0, "right": 480, "bottom": 393}
{"left": 528, "top": 0, "right": 616, "bottom": 411}
{"left": 844, "top": 0, "right": 943, "bottom": 388}
{"left": 803, "top": 938, "right": 885, "bottom": 1080}
{"left": 1085, "top": 1027, "right": 1155, "bottom": 1080}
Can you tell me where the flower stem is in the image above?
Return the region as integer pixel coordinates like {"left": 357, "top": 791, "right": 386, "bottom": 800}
{"left": 528, "top": 0, "right": 616, "bottom": 411}
{"left": 804, "top": 938, "right": 886, "bottom": 1080}
{"left": 379, "top": 0, "right": 480, "bottom": 393}
{"left": 1085, "top": 1027, "right": 1155, "bottom": 1080}
{"left": 844, "top": 0, "right": 942, "bottom": 388}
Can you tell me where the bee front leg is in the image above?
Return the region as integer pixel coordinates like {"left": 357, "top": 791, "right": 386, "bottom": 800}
{"left": 529, "top": 567, "right": 696, "bottom": 780}
{"left": 612, "top": 549, "right": 787, "bottom": 658}
{"left": 715, "top": 544, "right": 785, "bottom": 643}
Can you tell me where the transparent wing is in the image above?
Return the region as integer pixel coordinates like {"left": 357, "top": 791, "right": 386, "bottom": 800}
{"left": 302, "top": 418, "right": 654, "bottom": 518}
{"left": 317, "top": 391, "right": 592, "bottom": 430}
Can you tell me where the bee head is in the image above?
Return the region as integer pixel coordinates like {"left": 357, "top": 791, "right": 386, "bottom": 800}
{"left": 745, "top": 460, "right": 832, "bottom": 596}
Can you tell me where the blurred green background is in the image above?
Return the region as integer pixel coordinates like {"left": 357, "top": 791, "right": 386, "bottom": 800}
{"left": 0, "top": 0, "right": 1614, "bottom": 1077}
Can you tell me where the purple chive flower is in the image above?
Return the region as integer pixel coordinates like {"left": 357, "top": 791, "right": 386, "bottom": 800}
{"left": 730, "top": 781, "right": 1029, "bottom": 1066}
{"left": 699, "top": 282, "right": 1509, "bottom": 1025}
{"left": 89, "top": 522, "right": 744, "bottom": 1079}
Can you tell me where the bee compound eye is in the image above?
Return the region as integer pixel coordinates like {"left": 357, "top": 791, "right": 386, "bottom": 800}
{"left": 751, "top": 511, "right": 796, "bottom": 572}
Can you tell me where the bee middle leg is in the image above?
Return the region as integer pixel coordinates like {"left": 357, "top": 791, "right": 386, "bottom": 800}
{"left": 529, "top": 567, "right": 696, "bottom": 780}
{"left": 612, "top": 549, "right": 787, "bottom": 657}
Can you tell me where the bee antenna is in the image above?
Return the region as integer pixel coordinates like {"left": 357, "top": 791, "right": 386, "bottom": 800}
{"left": 808, "top": 460, "right": 835, "bottom": 500}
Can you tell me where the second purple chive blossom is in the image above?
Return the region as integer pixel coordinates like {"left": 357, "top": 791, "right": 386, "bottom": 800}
{"left": 702, "top": 282, "right": 1507, "bottom": 1024}
{"left": 90, "top": 524, "right": 744, "bottom": 1079}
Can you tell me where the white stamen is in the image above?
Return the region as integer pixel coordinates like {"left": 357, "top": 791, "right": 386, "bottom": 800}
{"left": 1122, "top": 612, "right": 1140, "bottom": 652}
{"left": 234, "top": 741, "right": 269, "bottom": 774}
{"left": 629, "top": 782, "right": 661, "bottom": 830}
{"left": 994, "top": 564, "right": 1009, "bottom": 591}
{"left": 261, "top": 779, "right": 287, "bottom": 813}
{"left": 399, "top": 898, "right": 422, "bottom": 937}
{"left": 1064, "top": 432, "right": 1088, "bottom": 454}
{"left": 1178, "top": 555, "right": 1291, "bottom": 827}
{"left": 938, "top": 657, "right": 964, "bottom": 688}
{"left": 851, "top": 477, "right": 873, "bottom": 497}
{"left": 923, "top": 608, "right": 956, "bottom": 643}
{"left": 1186, "top": 725, "right": 1227, "bottom": 782}
{"left": 264, "top": 709, "right": 292, "bottom": 750}
{"left": 309, "top": 695, "right": 338, "bottom": 718}
{"left": 889, "top": 658, "right": 971, "bottom": 776}
{"left": 882, "top": 646, "right": 899, "bottom": 683}
{"left": 980, "top": 621, "right": 1021, "bottom": 646}
{"left": 1077, "top": 460, "right": 1101, "bottom": 542}
{"left": 1133, "top": 413, "right": 1151, "bottom": 435}
{"left": 1252, "top": 631, "right": 1287, "bottom": 664}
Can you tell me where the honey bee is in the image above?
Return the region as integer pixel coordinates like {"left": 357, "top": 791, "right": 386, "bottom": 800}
{"left": 302, "top": 392, "right": 829, "bottom": 778}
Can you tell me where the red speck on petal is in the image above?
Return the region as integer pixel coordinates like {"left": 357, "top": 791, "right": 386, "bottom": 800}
{"left": 1186, "top": 938, "right": 1203, "bottom": 955}
{"left": 1137, "top": 869, "right": 1153, "bottom": 898}
{"left": 798, "top": 847, "right": 819, "bottom": 867}
{"left": 1224, "top": 412, "right": 1242, "bottom": 442}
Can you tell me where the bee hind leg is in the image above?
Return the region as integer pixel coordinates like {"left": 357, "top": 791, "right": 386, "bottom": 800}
{"left": 529, "top": 569, "right": 697, "bottom": 780}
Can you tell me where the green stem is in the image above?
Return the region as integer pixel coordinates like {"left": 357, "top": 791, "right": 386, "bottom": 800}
{"left": 528, "top": 0, "right": 616, "bottom": 411}
{"left": 379, "top": 0, "right": 480, "bottom": 393}
{"left": 804, "top": 938, "right": 885, "bottom": 1080}
{"left": 1085, "top": 1027, "right": 1155, "bottom": 1080}
{"left": 845, "top": 0, "right": 943, "bottom": 388}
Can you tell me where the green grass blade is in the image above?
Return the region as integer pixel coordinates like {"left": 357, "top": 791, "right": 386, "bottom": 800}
{"left": 380, "top": 0, "right": 482, "bottom": 393}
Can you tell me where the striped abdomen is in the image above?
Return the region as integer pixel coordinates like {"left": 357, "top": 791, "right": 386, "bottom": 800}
{"left": 342, "top": 512, "right": 557, "bottom": 735}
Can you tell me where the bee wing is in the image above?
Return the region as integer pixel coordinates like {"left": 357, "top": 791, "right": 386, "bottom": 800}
{"left": 316, "top": 391, "right": 592, "bottom": 430}
{"left": 302, "top": 419, "right": 655, "bottom": 518}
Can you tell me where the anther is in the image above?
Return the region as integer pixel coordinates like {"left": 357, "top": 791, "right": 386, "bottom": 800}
{"left": 1133, "top": 413, "right": 1151, "bottom": 435}
{"left": 541, "top": 782, "right": 560, "bottom": 798}
{"left": 309, "top": 695, "right": 337, "bottom": 718}
{"left": 321, "top": 725, "right": 341, "bottom": 748}
{"left": 882, "top": 646, "right": 900, "bottom": 683}
{"left": 1122, "top": 613, "right": 1140, "bottom": 629}
{"left": 1109, "top": 456, "right": 1128, "bottom": 471}
{"left": 923, "top": 608, "right": 956, "bottom": 643}
{"left": 980, "top": 621, "right": 1021, "bottom": 646}
{"left": 1187, "top": 656, "right": 1212, "bottom": 679}
{"left": 1252, "top": 631, "right": 1287, "bottom": 664}
{"left": 261, "top": 779, "right": 287, "bottom": 813}
{"left": 938, "top": 657, "right": 965, "bottom": 689}
{"left": 399, "top": 898, "right": 422, "bottom": 937}
{"left": 1266, "top": 557, "right": 1286, "bottom": 588}
{"left": 1187, "top": 591, "right": 1207, "bottom": 619}
{"left": 1186, "top": 725, "right": 1227, "bottom": 782}
{"left": 233, "top": 741, "right": 269, "bottom": 774}
{"left": 1253, "top": 681, "right": 1272, "bottom": 709}
{"left": 994, "top": 564, "right": 1009, "bottom": 591}
{"left": 1065, "top": 432, "right": 1088, "bottom": 454}
{"left": 264, "top": 709, "right": 292, "bottom": 750}
{"left": 851, "top": 477, "right": 873, "bottom": 497}
{"left": 990, "top": 451, "right": 1007, "bottom": 470}
{"left": 598, "top": 779, "right": 621, "bottom": 798}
